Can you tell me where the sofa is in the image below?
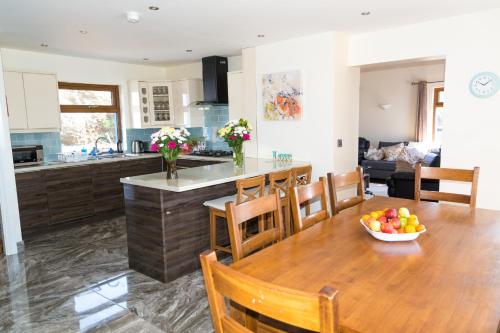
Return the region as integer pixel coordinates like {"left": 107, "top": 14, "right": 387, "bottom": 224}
{"left": 358, "top": 137, "right": 370, "bottom": 165}
{"left": 386, "top": 152, "right": 441, "bottom": 199}
{"left": 361, "top": 141, "right": 408, "bottom": 181}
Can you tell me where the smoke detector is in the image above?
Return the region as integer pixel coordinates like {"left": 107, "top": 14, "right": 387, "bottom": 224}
{"left": 126, "top": 11, "right": 140, "bottom": 23}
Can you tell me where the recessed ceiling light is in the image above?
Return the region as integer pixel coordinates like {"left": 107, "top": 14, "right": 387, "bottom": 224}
{"left": 126, "top": 11, "right": 140, "bottom": 23}
{"left": 80, "top": 29, "right": 88, "bottom": 35}
{"left": 257, "top": 34, "right": 265, "bottom": 38}
{"left": 143, "top": 58, "right": 149, "bottom": 61}
{"left": 148, "top": 6, "right": 159, "bottom": 10}
{"left": 186, "top": 49, "right": 193, "bottom": 53}
{"left": 40, "top": 43, "right": 48, "bottom": 47}
{"left": 361, "top": 11, "right": 371, "bottom": 16}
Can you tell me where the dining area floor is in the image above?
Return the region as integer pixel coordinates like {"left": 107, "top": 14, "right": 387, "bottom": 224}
{"left": 0, "top": 217, "right": 215, "bottom": 333}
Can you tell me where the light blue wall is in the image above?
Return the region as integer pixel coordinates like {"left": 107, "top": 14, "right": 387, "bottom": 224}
{"left": 126, "top": 127, "right": 205, "bottom": 151}
{"left": 10, "top": 132, "right": 61, "bottom": 161}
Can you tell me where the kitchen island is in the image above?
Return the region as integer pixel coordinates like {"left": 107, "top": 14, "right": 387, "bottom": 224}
{"left": 120, "top": 158, "right": 310, "bottom": 283}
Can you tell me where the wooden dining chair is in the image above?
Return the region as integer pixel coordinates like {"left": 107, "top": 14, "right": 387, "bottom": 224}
{"left": 200, "top": 250, "right": 340, "bottom": 333}
{"left": 415, "top": 163, "right": 480, "bottom": 207}
{"left": 292, "top": 165, "right": 312, "bottom": 186}
{"left": 225, "top": 193, "right": 283, "bottom": 262}
{"left": 204, "top": 175, "right": 266, "bottom": 254}
{"left": 268, "top": 169, "right": 293, "bottom": 237}
{"left": 327, "top": 166, "right": 365, "bottom": 215}
{"left": 290, "top": 177, "right": 331, "bottom": 233}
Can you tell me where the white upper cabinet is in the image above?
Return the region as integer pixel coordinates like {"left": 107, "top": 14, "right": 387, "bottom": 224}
{"left": 23, "top": 73, "right": 61, "bottom": 130}
{"left": 130, "top": 79, "right": 203, "bottom": 128}
{"left": 4, "top": 72, "right": 28, "bottom": 130}
{"left": 173, "top": 78, "right": 203, "bottom": 127}
{"left": 227, "top": 71, "right": 244, "bottom": 121}
{"left": 4, "top": 71, "right": 61, "bottom": 131}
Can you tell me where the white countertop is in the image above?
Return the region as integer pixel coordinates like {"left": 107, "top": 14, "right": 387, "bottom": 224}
{"left": 14, "top": 153, "right": 231, "bottom": 173}
{"left": 120, "top": 158, "right": 310, "bottom": 192}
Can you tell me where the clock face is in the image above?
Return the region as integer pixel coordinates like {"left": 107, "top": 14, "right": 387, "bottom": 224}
{"left": 469, "top": 72, "right": 499, "bottom": 98}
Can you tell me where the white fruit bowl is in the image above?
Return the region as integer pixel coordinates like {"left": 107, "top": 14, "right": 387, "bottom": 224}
{"left": 359, "top": 220, "right": 426, "bottom": 242}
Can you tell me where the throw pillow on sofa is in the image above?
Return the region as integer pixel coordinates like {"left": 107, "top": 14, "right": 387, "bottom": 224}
{"left": 397, "top": 146, "right": 426, "bottom": 166}
{"left": 381, "top": 143, "right": 404, "bottom": 161}
{"left": 364, "top": 147, "right": 384, "bottom": 160}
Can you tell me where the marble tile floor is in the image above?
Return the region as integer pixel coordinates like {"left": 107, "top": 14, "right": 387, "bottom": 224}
{"left": 0, "top": 217, "right": 215, "bottom": 333}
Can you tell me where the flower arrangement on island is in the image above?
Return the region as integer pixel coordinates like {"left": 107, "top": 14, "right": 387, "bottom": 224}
{"left": 217, "top": 119, "right": 252, "bottom": 168}
{"left": 150, "top": 127, "right": 190, "bottom": 179}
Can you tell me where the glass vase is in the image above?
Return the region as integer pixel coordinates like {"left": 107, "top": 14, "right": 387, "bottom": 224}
{"left": 165, "top": 159, "right": 178, "bottom": 179}
{"left": 232, "top": 145, "right": 244, "bottom": 168}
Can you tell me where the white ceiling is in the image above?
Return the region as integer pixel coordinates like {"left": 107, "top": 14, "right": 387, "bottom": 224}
{"left": 0, "top": 0, "right": 498, "bottom": 66}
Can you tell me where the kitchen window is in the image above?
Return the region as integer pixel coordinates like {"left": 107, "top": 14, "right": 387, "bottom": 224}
{"left": 432, "top": 87, "right": 444, "bottom": 145}
{"left": 59, "top": 82, "right": 121, "bottom": 153}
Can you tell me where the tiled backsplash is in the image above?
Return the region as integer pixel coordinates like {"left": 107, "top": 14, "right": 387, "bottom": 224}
{"left": 10, "top": 106, "right": 230, "bottom": 159}
{"left": 203, "top": 105, "right": 229, "bottom": 150}
{"left": 10, "top": 132, "right": 61, "bottom": 161}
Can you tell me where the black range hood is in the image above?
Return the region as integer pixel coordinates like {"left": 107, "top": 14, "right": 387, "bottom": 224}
{"left": 194, "top": 56, "right": 228, "bottom": 106}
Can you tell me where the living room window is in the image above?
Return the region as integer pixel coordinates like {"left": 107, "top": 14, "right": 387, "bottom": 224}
{"left": 432, "top": 87, "right": 444, "bottom": 145}
{"left": 58, "top": 82, "right": 121, "bottom": 153}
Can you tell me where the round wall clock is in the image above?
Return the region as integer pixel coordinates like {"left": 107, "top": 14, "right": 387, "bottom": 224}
{"left": 469, "top": 71, "right": 499, "bottom": 98}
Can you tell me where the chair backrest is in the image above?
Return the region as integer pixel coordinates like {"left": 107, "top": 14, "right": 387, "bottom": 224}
{"left": 235, "top": 175, "right": 266, "bottom": 204}
{"left": 415, "top": 163, "right": 480, "bottom": 207}
{"left": 292, "top": 165, "right": 312, "bottom": 186}
{"left": 290, "top": 177, "right": 331, "bottom": 233}
{"left": 327, "top": 166, "right": 365, "bottom": 215}
{"left": 200, "top": 251, "right": 340, "bottom": 333}
{"left": 269, "top": 169, "right": 292, "bottom": 199}
{"left": 269, "top": 169, "right": 293, "bottom": 237}
{"left": 225, "top": 193, "right": 283, "bottom": 262}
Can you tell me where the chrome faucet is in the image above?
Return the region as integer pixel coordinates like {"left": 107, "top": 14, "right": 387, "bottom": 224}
{"left": 94, "top": 137, "right": 108, "bottom": 159}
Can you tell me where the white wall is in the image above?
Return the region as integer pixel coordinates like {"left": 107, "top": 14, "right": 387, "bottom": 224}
{"left": 254, "top": 32, "right": 359, "bottom": 179}
{"left": 360, "top": 62, "right": 445, "bottom": 147}
{"left": 0, "top": 48, "right": 168, "bottom": 129}
{"left": 0, "top": 50, "right": 23, "bottom": 255}
{"left": 164, "top": 55, "right": 242, "bottom": 80}
{"left": 349, "top": 9, "right": 500, "bottom": 210}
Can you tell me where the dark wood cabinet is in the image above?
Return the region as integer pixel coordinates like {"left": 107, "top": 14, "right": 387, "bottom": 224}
{"left": 44, "top": 165, "right": 93, "bottom": 225}
{"left": 92, "top": 161, "right": 123, "bottom": 215}
{"left": 15, "top": 156, "right": 225, "bottom": 236}
{"left": 15, "top": 171, "right": 49, "bottom": 234}
{"left": 177, "top": 159, "right": 224, "bottom": 168}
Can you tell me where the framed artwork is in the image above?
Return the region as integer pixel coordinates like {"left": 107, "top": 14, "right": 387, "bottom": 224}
{"left": 262, "top": 70, "right": 303, "bottom": 120}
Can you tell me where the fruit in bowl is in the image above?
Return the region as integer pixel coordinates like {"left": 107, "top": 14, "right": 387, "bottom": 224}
{"left": 360, "top": 207, "right": 426, "bottom": 242}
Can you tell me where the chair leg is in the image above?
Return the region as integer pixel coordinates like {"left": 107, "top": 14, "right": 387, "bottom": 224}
{"left": 209, "top": 209, "right": 217, "bottom": 251}
{"left": 283, "top": 202, "right": 291, "bottom": 237}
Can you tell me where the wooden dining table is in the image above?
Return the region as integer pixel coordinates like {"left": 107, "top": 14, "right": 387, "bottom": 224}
{"left": 231, "top": 196, "right": 500, "bottom": 333}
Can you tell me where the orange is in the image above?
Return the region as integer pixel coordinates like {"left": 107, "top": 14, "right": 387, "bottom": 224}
{"left": 370, "top": 211, "right": 379, "bottom": 219}
{"left": 398, "top": 229, "right": 406, "bottom": 234}
{"left": 404, "top": 225, "right": 416, "bottom": 233}
{"left": 416, "top": 225, "right": 426, "bottom": 232}
{"left": 362, "top": 214, "right": 371, "bottom": 222}
{"left": 376, "top": 210, "right": 385, "bottom": 217}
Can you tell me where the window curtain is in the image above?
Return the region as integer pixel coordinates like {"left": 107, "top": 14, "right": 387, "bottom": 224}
{"left": 415, "top": 81, "right": 427, "bottom": 142}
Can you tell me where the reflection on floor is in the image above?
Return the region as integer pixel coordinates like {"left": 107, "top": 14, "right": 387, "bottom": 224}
{"left": 0, "top": 217, "right": 214, "bottom": 333}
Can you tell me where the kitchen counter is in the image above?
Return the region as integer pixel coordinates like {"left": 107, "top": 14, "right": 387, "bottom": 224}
{"left": 14, "top": 153, "right": 231, "bottom": 173}
{"left": 121, "top": 157, "right": 311, "bottom": 283}
{"left": 120, "top": 158, "right": 309, "bottom": 192}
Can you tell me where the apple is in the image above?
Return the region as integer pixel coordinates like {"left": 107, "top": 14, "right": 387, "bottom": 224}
{"left": 385, "top": 208, "right": 398, "bottom": 219}
{"left": 391, "top": 217, "right": 401, "bottom": 229}
{"left": 382, "top": 223, "right": 395, "bottom": 234}
{"left": 368, "top": 220, "right": 381, "bottom": 232}
{"left": 378, "top": 216, "right": 388, "bottom": 224}
{"left": 398, "top": 207, "right": 410, "bottom": 218}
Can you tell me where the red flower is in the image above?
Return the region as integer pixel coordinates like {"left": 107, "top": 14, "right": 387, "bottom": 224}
{"left": 150, "top": 143, "right": 159, "bottom": 152}
{"left": 243, "top": 133, "right": 250, "bottom": 141}
{"left": 167, "top": 141, "right": 177, "bottom": 149}
{"left": 229, "top": 135, "right": 237, "bottom": 140}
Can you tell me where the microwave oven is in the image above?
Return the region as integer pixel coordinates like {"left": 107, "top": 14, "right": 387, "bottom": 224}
{"left": 12, "top": 145, "right": 44, "bottom": 167}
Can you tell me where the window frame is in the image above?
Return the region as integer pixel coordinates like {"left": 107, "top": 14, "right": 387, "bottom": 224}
{"left": 432, "top": 87, "right": 444, "bottom": 143}
{"left": 58, "top": 82, "right": 122, "bottom": 140}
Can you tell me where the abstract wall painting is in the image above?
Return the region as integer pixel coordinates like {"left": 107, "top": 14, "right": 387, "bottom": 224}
{"left": 262, "top": 70, "right": 303, "bottom": 121}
